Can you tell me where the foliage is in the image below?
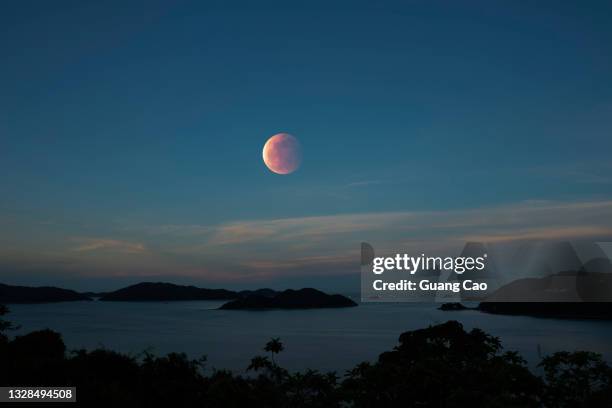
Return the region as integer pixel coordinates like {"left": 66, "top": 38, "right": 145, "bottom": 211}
{"left": 265, "top": 337, "right": 284, "bottom": 364}
{"left": 0, "top": 304, "right": 18, "bottom": 342}
{"left": 540, "top": 351, "right": 612, "bottom": 407}
{"left": 0, "top": 307, "right": 611, "bottom": 407}
{"left": 342, "top": 320, "right": 542, "bottom": 407}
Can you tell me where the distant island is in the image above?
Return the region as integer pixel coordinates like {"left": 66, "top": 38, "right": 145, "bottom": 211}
{"left": 219, "top": 288, "right": 357, "bottom": 310}
{"left": 480, "top": 271, "right": 612, "bottom": 303}
{"left": 473, "top": 271, "right": 612, "bottom": 319}
{"left": 438, "top": 302, "right": 470, "bottom": 311}
{"left": 0, "top": 282, "right": 357, "bottom": 309}
{"left": 0, "top": 283, "right": 91, "bottom": 304}
{"left": 477, "top": 302, "right": 612, "bottom": 320}
{"left": 99, "top": 282, "right": 238, "bottom": 301}
{"left": 437, "top": 301, "right": 612, "bottom": 320}
{"left": 237, "top": 288, "right": 277, "bottom": 298}
{"left": 434, "top": 271, "right": 612, "bottom": 319}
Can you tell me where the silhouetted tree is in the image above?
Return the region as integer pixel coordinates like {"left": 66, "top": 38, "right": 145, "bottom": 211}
{"left": 540, "top": 351, "right": 612, "bottom": 407}
{"left": 0, "top": 304, "right": 18, "bottom": 340}
{"left": 2, "top": 318, "right": 611, "bottom": 407}
{"left": 67, "top": 348, "right": 141, "bottom": 405}
{"left": 285, "top": 369, "right": 341, "bottom": 408}
{"left": 247, "top": 355, "right": 273, "bottom": 372}
{"left": 343, "top": 321, "right": 542, "bottom": 407}
{"left": 5, "top": 329, "right": 66, "bottom": 386}
{"left": 264, "top": 337, "right": 284, "bottom": 365}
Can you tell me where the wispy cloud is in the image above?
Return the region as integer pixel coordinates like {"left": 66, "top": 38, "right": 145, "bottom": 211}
{"left": 528, "top": 163, "right": 612, "bottom": 185}
{"left": 202, "top": 200, "right": 612, "bottom": 248}
{"left": 125, "top": 224, "right": 214, "bottom": 237}
{"left": 72, "top": 238, "right": 147, "bottom": 254}
{"left": 129, "top": 199, "right": 612, "bottom": 279}
{"left": 207, "top": 212, "right": 417, "bottom": 246}
{"left": 345, "top": 180, "right": 388, "bottom": 188}
{"left": 462, "top": 226, "right": 612, "bottom": 243}
{"left": 241, "top": 253, "right": 358, "bottom": 271}
{"left": 5, "top": 199, "right": 612, "bottom": 283}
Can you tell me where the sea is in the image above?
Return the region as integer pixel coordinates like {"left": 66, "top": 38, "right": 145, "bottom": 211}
{"left": 6, "top": 298, "right": 612, "bottom": 375}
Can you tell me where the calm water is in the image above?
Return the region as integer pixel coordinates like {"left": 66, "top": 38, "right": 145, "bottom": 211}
{"left": 6, "top": 299, "right": 612, "bottom": 374}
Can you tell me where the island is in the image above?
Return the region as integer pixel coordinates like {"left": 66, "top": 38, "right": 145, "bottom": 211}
{"left": 219, "top": 288, "right": 358, "bottom": 310}
{"left": 477, "top": 302, "right": 612, "bottom": 320}
{"left": 0, "top": 283, "right": 92, "bottom": 304}
{"left": 474, "top": 271, "right": 612, "bottom": 319}
{"left": 238, "top": 288, "right": 277, "bottom": 298}
{"left": 438, "top": 302, "right": 471, "bottom": 311}
{"left": 100, "top": 282, "right": 238, "bottom": 301}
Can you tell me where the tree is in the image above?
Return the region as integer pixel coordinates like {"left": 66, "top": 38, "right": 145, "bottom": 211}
{"left": 247, "top": 355, "right": 273, "bottom": 372}
{"left": 540, "top": 351, "right": 612, "bottom": 407}
{"left": 264, "top": 338, "right": 284, "bottom": 365}
{"left": 0, "top": 304, "right": 18, "bottom": 341}
{"left": 343, "top": 320, "right": 542, "bottom": 407}
{"left": 4, "top": 316, "right": 612, "bottom": 407}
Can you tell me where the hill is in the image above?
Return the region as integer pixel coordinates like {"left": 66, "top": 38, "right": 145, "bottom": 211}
{"left": 477, "top": 271, "right": 612, "bottom": 319}
{"left": 100, "top": 282, "right": 238, "bottom": 301}
{"left": 477, "top": 302, "right": 612, "bottom": 319}
{"left": 0, "top": 283, "right": 92, "bottom": 304}
{"left": 220, "top": 288, "right": 357, "bottom": 310}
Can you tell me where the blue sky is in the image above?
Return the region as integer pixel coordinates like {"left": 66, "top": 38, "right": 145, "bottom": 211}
{"left": 1, "top": 1, "right": 611, "bottom": 290}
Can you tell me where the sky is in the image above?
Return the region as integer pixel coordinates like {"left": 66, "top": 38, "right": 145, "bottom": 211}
{"left": 1, "top": 1, "right": 611, "bottom": 291}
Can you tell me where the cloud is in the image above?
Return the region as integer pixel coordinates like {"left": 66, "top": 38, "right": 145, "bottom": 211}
{"left": 528, "top": 163, "right": 612, "bottom": 185}
{"left": 346, "top": 180, "right": 388, "bottom": 187}
{"left": 462, "top": 226, "right": 612, "bottom": 243}
{"left": 72, "top": 238, "right": 147, "bottom": 254}
{"left": 203, "top": 200, "right": 612, "bottom": 248}
{"left": 5, "top": 199, "right": 612, "bottom": 284}
{"left": 126, "top": 224, "right": 214, "bottom": 237}
{"left": 207, "top": 212, "right": 417, "bottom": 246}
{"left": 141, "top": 199, "right": 612, "bottom": 280}
{"left": 241, "top": 253, "right": 358, "bottom": 271}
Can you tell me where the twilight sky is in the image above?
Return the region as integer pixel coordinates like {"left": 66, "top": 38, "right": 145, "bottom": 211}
{"left": 1, "top": 1, "right": 611, "bottom": 290}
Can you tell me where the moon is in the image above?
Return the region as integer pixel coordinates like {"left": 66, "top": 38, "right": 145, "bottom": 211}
{"left": 262, "top": 133, "right": 302, "bottom": 174}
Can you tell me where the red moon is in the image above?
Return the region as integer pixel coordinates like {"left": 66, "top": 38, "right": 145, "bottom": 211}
{"left": 262, "top": 133, "right": 302, "bottom": 174}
